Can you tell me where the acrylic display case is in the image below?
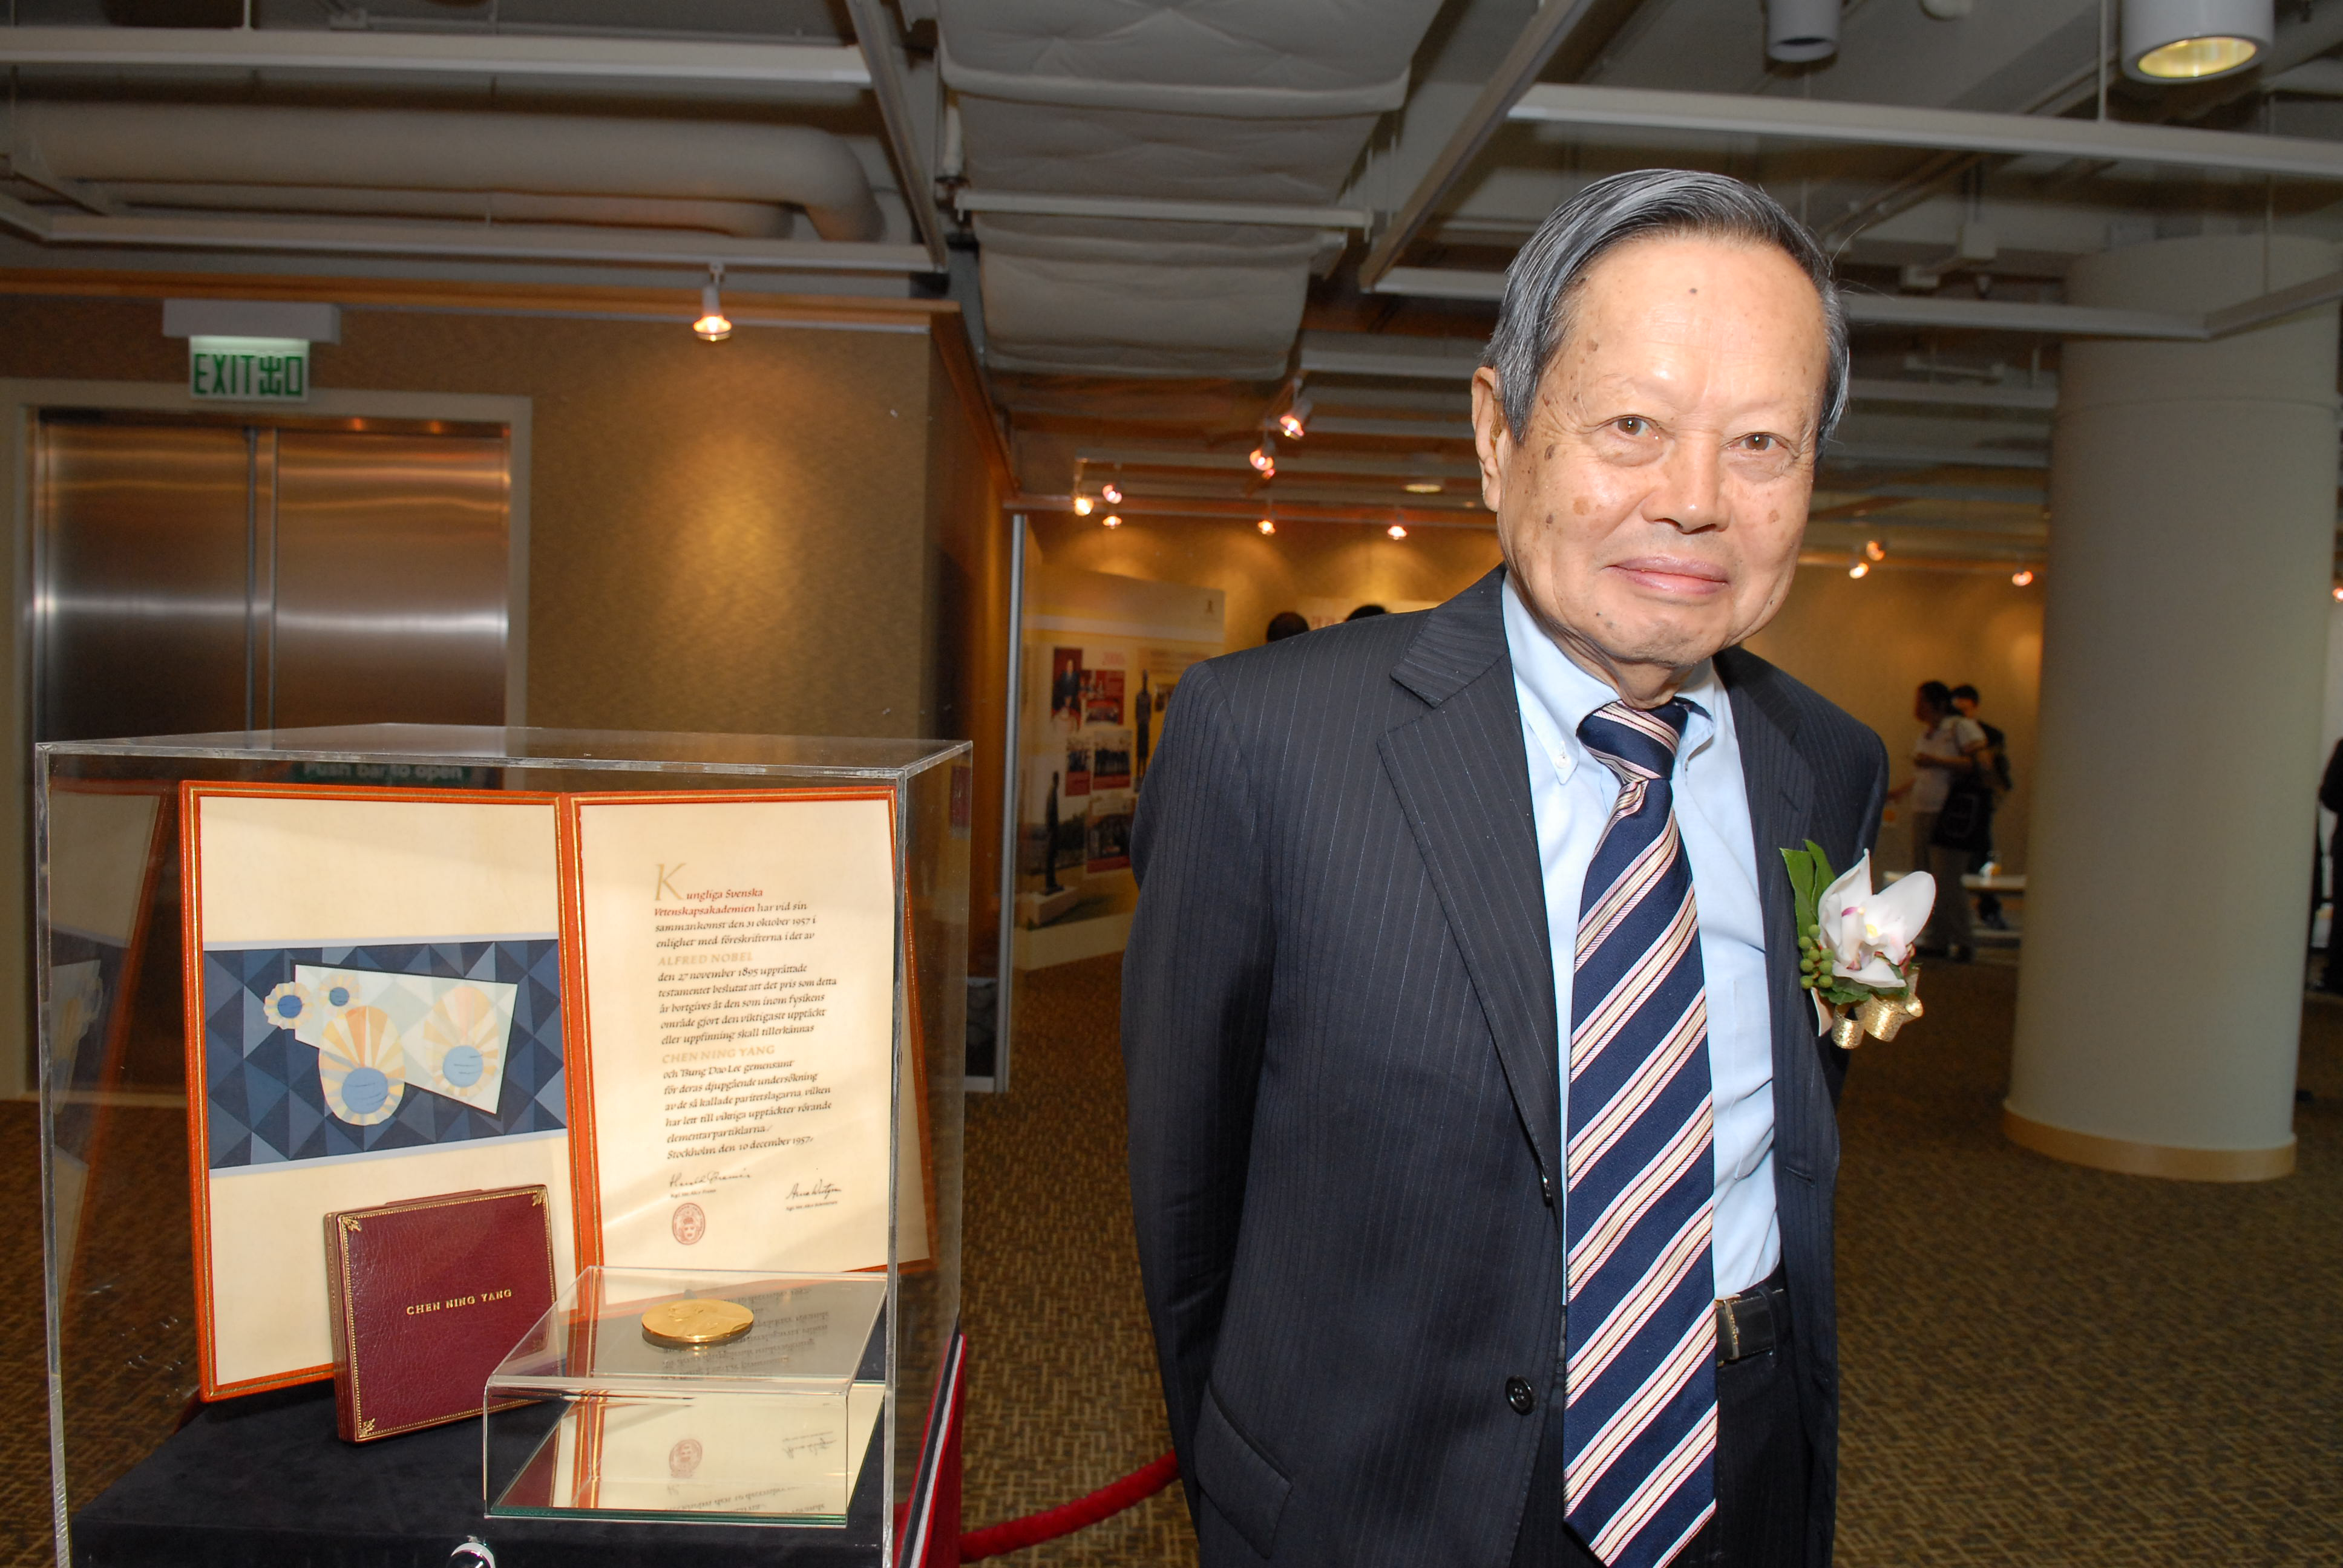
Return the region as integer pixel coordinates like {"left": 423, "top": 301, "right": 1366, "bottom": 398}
{"left": 485, "top": 1267, "right": 888, "bottom": 1526}
{"left": 38, "top": 725, "right": 968, "bottom": 1567}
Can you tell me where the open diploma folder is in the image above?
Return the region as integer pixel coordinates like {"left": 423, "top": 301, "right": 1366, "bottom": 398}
{"left": 183, "top": 783, "right": 924, "bottom": 1399}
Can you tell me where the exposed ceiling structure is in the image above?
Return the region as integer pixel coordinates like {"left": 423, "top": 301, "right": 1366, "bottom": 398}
{"left": 8, "top": 0, "right": 2343, "bottom": 572}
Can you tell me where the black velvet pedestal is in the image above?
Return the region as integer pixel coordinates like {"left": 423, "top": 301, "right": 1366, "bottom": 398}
{"left": 73, "top": 1378, "right": 887, "bottom": 1567}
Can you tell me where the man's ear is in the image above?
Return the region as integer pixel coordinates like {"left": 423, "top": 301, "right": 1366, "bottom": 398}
{"left": 1470, "top": 367, "right": 1512, "bottom": 514}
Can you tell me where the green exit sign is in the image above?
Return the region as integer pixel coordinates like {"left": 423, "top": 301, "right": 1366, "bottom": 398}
{"left": 189, "top": 336, "right": 309, "bottom": 402}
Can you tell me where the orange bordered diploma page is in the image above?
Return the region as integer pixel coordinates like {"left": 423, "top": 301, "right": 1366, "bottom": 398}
{"left": 562, "top": 789, "right": 916, "bottom": 1275}
{"left": 181, "top": 784, "right": 576, "bottom": 1399}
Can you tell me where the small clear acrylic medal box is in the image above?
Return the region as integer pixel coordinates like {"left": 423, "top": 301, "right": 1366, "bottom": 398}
{"left": 485, "top": 1267, "right": 890, "bottom": 1526}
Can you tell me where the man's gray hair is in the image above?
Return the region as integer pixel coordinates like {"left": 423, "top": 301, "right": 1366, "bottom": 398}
{"left": 1483, "top": 168, "right": 1849, "bottom": 448}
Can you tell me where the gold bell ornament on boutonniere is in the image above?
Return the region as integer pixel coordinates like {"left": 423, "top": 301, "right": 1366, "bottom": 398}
{"left": 1780, "top": 841, "right": 1935, "bottom": 1048}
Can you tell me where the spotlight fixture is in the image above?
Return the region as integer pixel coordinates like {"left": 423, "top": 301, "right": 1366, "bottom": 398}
{"left": 1848, "top": 561, "right": 1870, "bottom": 580}
{"left": 1249, "top": 438, "right": 1277, "bottom": 478}
{"left": 1403, "top": 480, "right": 1443, "bottom": 495}
{"left": 1387, "top": 523, "right": 1408, "bottom": 541}
{"left": 1101, "top": 514, "right": 1122, "bottom": 529}
{"left": 1864, "top": 538, "right": 1887, "bottom": 562}
{"left": 2014, "top": 569, "right": 2037, "bottom": 587}
{"left": 2123, "top": 0, "right": 2270, "bottom": 80}
{"left": 1101, "top": 482, "right": 1124, "bottom": 505}
{"left": 1258, "top": 517, "right": 1276, "bottom": 536}
{"left": 1276, "top": 395, "right": 1313, "bottom": 441}
{"left": 1767, "top": 0, "right": 1840, "bottom": 63}
{"left": 693, "top": 264, "right": 732, "bottom": 342}
{"left": 1073, "top": 496, "right": 1093, "bottom": 517}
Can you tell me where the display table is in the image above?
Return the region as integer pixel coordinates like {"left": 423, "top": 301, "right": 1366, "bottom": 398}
{"left": 72, "top": 1379, "right": 885, "bottom": 1568}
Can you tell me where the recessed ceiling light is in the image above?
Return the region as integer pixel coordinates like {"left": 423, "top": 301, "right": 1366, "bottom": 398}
{"left": 1404, "top": 480, "right": 1443, "bottom": 494}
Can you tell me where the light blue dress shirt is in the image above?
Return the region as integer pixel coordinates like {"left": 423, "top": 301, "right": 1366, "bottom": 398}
{"left": 1501, "top": 575, "right": 1781, "bottom": 1298}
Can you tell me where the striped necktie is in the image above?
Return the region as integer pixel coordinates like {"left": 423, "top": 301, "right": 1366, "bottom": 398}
{"left": 1562, "top": 699, "right": 1717, "bottom": 1568}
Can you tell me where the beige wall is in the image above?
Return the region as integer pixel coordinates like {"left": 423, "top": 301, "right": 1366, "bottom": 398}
{"left": 1029, "top": 512, "right": 1504, "bottom": 650}
{"left": 1029, "top": 511, "right": 2042, "bottom": 872}
{"left": 923, "top": 338, "right": 1014, "bottom": 967}
{"left": 1747, "top": 564, "right": 2042, "bottom": 875}
{"left": 0, "top": 285, "right": 1017, "bottom": 1089}
{"left": 0, "top": 294, "right": 946, "bottom": 738}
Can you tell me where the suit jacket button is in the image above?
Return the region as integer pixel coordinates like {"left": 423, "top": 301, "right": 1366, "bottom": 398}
{"left": 1506, "top": 1377, "right": 1535, "bottom": 1414}
{"left": 1540, "top": 1172, "right": 1555, "bottom": 1207}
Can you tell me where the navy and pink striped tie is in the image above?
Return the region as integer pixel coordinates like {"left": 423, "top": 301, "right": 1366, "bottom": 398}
{"left": 1563, "top": 699, "right": 1717, "bottom": 1568}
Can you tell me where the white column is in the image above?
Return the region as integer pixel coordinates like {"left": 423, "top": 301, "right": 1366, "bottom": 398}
{"left": 2007, "top": 234, "right": 2338, "bottom": 1180}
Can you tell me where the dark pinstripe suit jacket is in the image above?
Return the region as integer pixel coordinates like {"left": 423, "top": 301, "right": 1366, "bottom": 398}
{"left": 1122, "top": 567, "right": 1887, "bottom": 1568}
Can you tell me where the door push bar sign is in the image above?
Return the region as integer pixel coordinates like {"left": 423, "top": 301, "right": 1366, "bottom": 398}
{"left": 189, "top": 336, "right": 310, "bottom": 402}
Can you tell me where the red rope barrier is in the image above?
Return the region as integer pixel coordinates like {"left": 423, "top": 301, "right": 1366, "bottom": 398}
{"left": 958, "top": 1451, "right": 1181, "bottom": 1561}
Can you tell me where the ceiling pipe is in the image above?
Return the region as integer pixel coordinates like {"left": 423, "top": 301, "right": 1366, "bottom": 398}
{"left": 10, "top": 101, "right": 885, "bottom": 243}
{"left": 100, "top": 183, "right": 795, "bottom": 238}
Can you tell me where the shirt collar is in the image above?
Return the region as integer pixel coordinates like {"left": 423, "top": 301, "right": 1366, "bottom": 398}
{"left": 1501, "top": 572, "right": 1717, "bottom": 779}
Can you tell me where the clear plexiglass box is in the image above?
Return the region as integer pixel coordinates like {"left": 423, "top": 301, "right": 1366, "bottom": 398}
{"left": 485, "top": 1267, "right": 888, "bottom": 1526}
{"left": 38, "top": 726, "right": 968, "bottom": 1566}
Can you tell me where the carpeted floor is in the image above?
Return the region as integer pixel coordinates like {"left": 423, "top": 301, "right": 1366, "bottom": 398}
{"left": 5, "top": 956, "right": 2339, "bottom": 1564}
{"left": 952, "top": 955, "right": 2342, "bottom": 1566}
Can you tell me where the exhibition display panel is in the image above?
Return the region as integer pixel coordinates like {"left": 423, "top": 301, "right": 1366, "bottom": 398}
{"left": 38, "top": 725, "right": 969, "bottom": 1566}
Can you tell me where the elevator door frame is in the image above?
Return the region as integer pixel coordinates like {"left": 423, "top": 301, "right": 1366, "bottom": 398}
{"left": 0, "top": 379, "right": 533, "bottom": 1099}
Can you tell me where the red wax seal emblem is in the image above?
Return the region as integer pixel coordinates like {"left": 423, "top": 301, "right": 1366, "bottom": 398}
{"left": 672, "top": 1202, "right": 706, "bottom": 1245}
{"left": 669, "top": 1437, "right": 704, "bottom": 1478}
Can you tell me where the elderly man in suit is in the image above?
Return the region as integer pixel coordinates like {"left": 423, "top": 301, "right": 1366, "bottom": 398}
{"left": 1122, "top": 169, "right": 1888, "bottom": 1568}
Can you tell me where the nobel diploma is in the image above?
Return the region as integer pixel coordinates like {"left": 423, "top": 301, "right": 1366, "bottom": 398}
{"left": 568, "top": 791, "right": 905, "bottom": 1275}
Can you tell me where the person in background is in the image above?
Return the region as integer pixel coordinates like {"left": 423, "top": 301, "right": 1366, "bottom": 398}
{"left": 1345, "top": 603, "right": 1388, "bottom": 619}
{"left": 1889, "top": 680, "right": 1988, "bottom": 960}
{"left": 1266, "top": 610, "right": 1311, "bottom": 642}
{"left": 1948, "top": 684, "right": 2010, "bottom": 929}
{"left": 2319, "top": 737, "right": 2343, "bottom": 993}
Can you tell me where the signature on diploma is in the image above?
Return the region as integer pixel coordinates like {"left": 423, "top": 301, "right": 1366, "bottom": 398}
{"left": 786, "top": 1179, "right": 842, "bottom": 1203}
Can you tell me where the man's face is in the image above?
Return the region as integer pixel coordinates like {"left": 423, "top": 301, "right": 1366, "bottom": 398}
{"left": 1470, "top": 234, "right": 1827, "bottom": 694}
{"left": 1952, "top": 696, "right": 1977, "bottom": 716}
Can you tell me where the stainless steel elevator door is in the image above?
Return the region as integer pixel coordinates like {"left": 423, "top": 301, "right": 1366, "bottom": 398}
{"left": 34, "top": 413, "right": 511, "bottom": 743}
{"left": 272, "top": 430, "right": 508, "bottom": 730}
{"left": 36, "top": 421, "right": 257, "bottom": 743}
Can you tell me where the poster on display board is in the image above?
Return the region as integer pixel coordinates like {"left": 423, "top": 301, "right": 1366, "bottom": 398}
{"left": 1015, "top": 561, "right": 1224, "bottom": 971}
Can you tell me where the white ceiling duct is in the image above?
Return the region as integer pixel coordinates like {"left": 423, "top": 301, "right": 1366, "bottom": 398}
{"left": 10, "top": 101, "right": 885, "bottom": 243}
{"left": 942, "top": 0, "right": 1447, "bottom": 377}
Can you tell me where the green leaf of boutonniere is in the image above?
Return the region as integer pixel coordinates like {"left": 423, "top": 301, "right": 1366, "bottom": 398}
{"left": 1780, "top": 840, "right": 1837, "bottom": 933}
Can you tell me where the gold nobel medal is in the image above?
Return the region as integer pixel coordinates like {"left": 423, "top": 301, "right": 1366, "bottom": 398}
{"left": 640, "top": 1298, "right": 755, "bottom": 1348}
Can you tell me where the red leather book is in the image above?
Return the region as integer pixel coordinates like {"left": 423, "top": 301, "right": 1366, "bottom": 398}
{"left": 324, "top": 1184, "right": 557, "bottom": 1443}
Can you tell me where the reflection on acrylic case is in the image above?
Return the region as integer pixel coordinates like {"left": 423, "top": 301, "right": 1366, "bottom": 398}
{"left": 44, "top": 781, "right": 174, "bottom": 1289}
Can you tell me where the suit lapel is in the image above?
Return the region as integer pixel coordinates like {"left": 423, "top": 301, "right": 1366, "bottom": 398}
{"left": 1717, "top": 648, "right": 1832, "bottom": 1182}
{"left": 1379, "top": 571, "right": 1562, "bottom": 1179}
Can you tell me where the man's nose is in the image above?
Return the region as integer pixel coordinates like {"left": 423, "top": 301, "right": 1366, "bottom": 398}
{"left": 1645, "top": 440, "right": 1723, "bottom": 532}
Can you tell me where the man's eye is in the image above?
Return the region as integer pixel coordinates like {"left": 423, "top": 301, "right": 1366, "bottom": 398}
{"left": 1742, "top": 433, "right": 1778, "bottom": 452}
{"left": 1613, "top": 417, "right": 1651, "bottom": 437}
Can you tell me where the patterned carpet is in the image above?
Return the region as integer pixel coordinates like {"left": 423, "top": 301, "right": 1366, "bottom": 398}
{"left": 5, "top": 956, "right": 2338, "bottom": 1564}
{"left": 954, "top": 955, "right": 2342, "bottom": 1566}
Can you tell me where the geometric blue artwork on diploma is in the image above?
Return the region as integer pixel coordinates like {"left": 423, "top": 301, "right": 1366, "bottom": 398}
{"left": 202, "top": 938, "right": 565, "bottom": 1171}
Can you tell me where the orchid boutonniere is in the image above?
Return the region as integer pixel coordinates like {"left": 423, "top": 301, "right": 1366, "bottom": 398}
{"left": 1780, "top": 841, "right": 1933, "bottom": 1047}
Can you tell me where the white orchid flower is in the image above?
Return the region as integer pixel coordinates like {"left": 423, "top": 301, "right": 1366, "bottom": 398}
{"left": 1815, "top": 852, "right": 1933, "bottom": 988}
